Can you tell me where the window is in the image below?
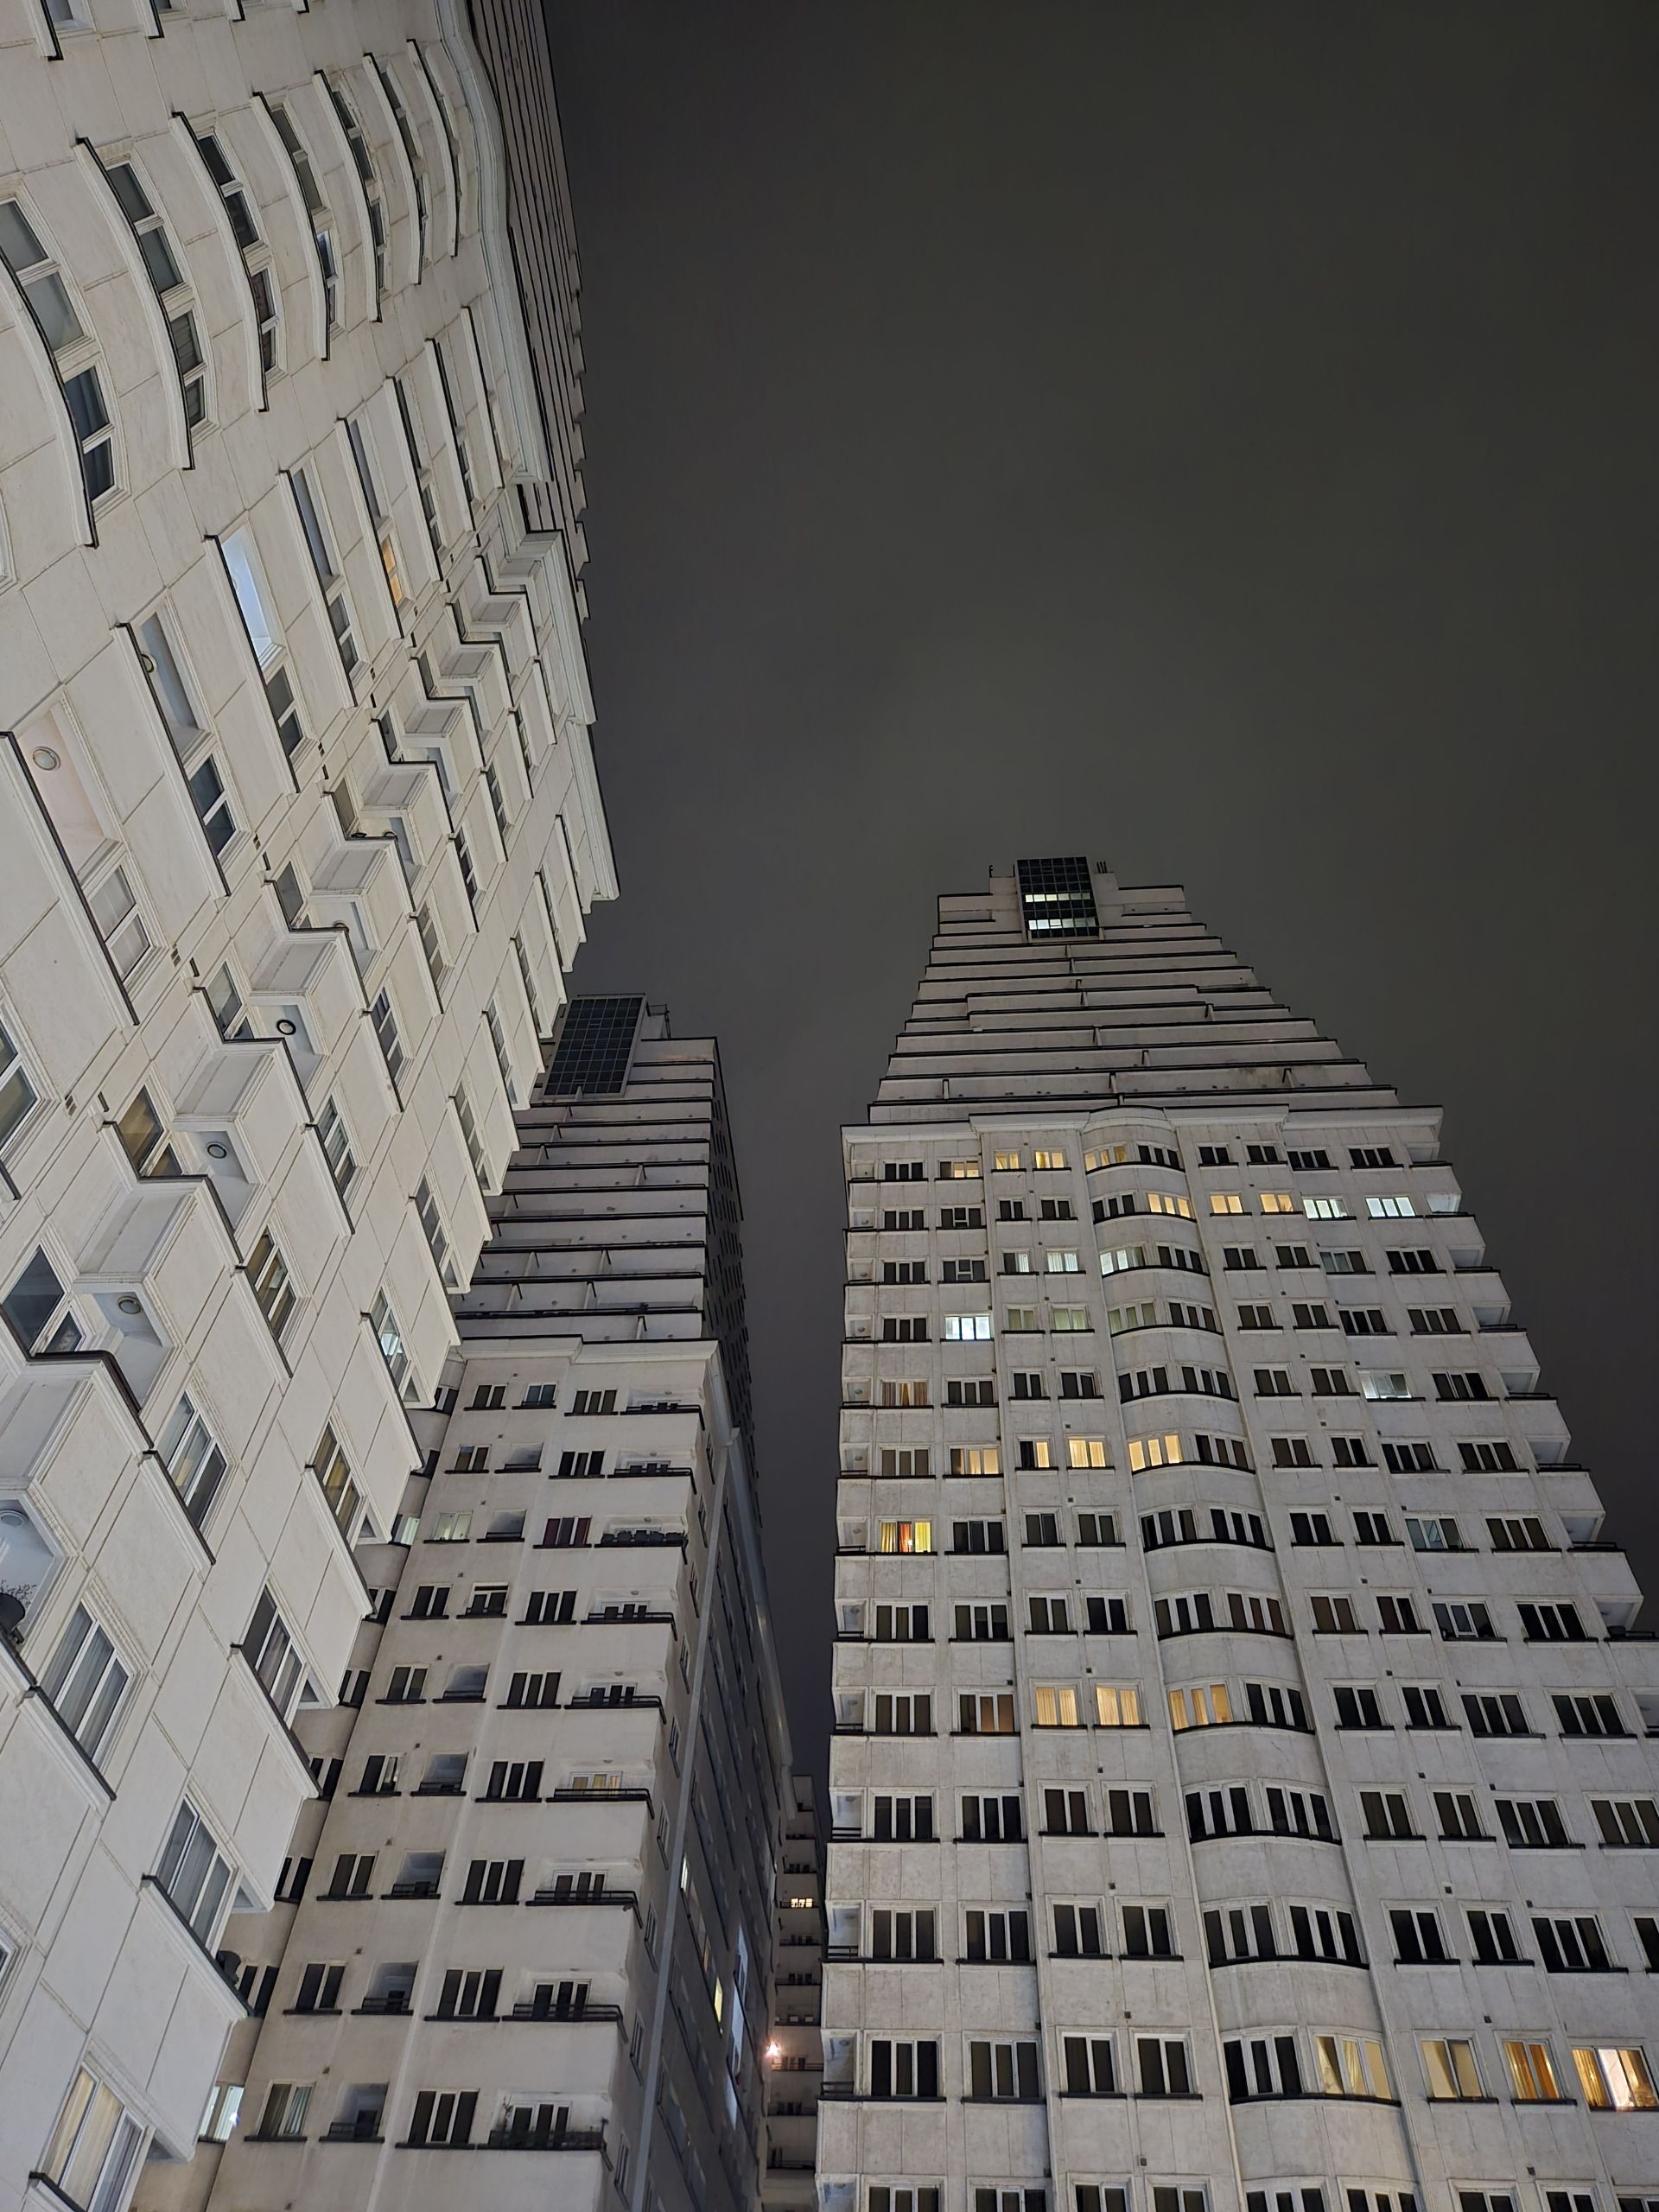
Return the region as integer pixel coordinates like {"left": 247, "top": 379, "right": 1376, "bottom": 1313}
{"left": 199, "top": 2081, "right": 245, "bottom": 2144}
{"left": 0, "top": 202, "right": 118, "bottom": 501}
{"left": 0, "top": 1020, "right": 38, "bottom": 1156}
{"left": 1465, "top": 1907, "right": 1522, "bottom": 1965}
{"left": 246, "top": 1226, "right": 296, "bottom": 1341}
{"left": 1366, "top": 1193, "right": 1414, "bottom": 1217}
{"left": 937, "top": 1205, "right": 980, "bottom": 1229}
{"left": 1313, "top": 2036, "right": 1391, "bottom": 2099}
{"left": 1224, "top": 2033, "right": 1303, "bottom": 2100}
{"left": 1360, "top": 1790, "right": 1415, "bottom": 1840}
{"left": 1573, "top": 2046, "right": 1658, "bottom": 2111}
{"left": 156, "top": 1798, "right": 233, "bottom": 1944}
{"left": 1488, "top": 1514, "right": 1550, "bottom": 1550}
{"left": 874, "top": 1692, "right": 932, "bottom": 1735}
{"left": 1095, "top": 1685, "right": 1141, "bottom": 1726}
{"left": 1463, "top": 1691, "right": 1529, "bottom": 1738}
{"left": 958, "top": 1693, "right": 1013, "bottom": 1734}
{"left": 1534, "top": 1915, "right": 1612, "bottom": 1972}
{"left": 1062, "top": 2034, "right": 1117, "bottom": 2095}
{"left": 963, "top": 1908, "right": 1027, "bottom": 1961}
{"left": 961, "top": 1792, "right": 1022, "bottom": 1841}
{"left": 1383, "top": 1440, "right": 1438, "bottom": 1473}
{"left": 1554, "top": 1692, "right": 1626, "bottom": 1738}
{"left": 407, "top": 2088, "right": 476, "bottom": 2147}
{"left": 1033, "top": 1683, "right": 1080, "bottom": 1726}
{"left": 1121, "top": 1904, "right": 1174, "bottom": 1957}
{"left": 1433, "top": 1369, "right": 1488, "bottom": 1402}
{"left": 1127, "top": 1433, "right": 1181, "bottom": 1471}
{"left": 1335, "top": 1686, "right": 1386, "bottom": 1730}
{"left": 1043, "top": 1787, "right": 1092, "bottom": 1836}
{"left": 40, "top": 1605, "right": 129, "bottom": 1763}
{"left": 1406, "top": 1513, "right": 1462, "bottom": 1552}
{"left": 1210, "top": 1192, "right": 1243, "bottom": 1215}
{"left": 1077, "top": 1510, "right": 1118, "bottom": 1545}
{"left": 310, "top": 1425, "right": 362, "bottom": 1540}
{"left": 1421, "top": 2038, "right": 1483, "bottom": 2099}
{"left": 1302, "top": 1196, "right": 1350, "bottom": 1219}
{"left": 967, "top": 2038, "right": 1040, "bottom": 2101}
{"left": 1168, "top": 1682, "right": 1230, "bottom": 1730}
{"left": 1462, "top": 1440, "right": 1522, "bottom": 1472}
{"left": 1053, "top": 1903, "right": 1106, "bottom": 1956}
{"left": 1520, "top": 1600, "right": 1586, "bottom": 1643}
{"left": 1593, "top": 1796, "right": 1659, "bottom": 1847}
{"left": 245, "top": 1585, "right": 308, "bottom": 1721}
{"left": 157, "top": 1393, "right": 227, "bottom": 1529}
{"left": 1390, "top": 1907, "right": 1450, "bottom": 1964}
{"left": 1433, "top": 1600, "right": 1495, "bottom": 1642}
{"left": 40, "top": 2069, "right": 146, "bottom": 2206}
{"left": 372, "top": 1289, "right": 414, "bottom": 1397}
{"left": 270, "top": 104, "right": 338, "bottom": 329}
{"left": 1291, "top": 1510, "right": 1335, "bottom": 1545}
{"left": 1311, "top": 1594, "right": 1358, "bottom": 1633}
{"left": 1260, "top": 1191, "right": 1295, "bottom": 1213}
{"left": 1402, "top": 1683, "right": 1447, "bottom": 1727}
{"left": 1135, "top": 2037, "right": 1192, "bottom": 2097}
{"left": 944, "top": 1313, "right": 993, "bottom": 1340}
{"left": 105, "top": 162, "right": 209, "bottom": 431}
{"left": 1435, "top": 1790, "right": 1484, "bottom": 1840}
{"left": 868, "top": 2038, "right": 939, "bottom": 2099}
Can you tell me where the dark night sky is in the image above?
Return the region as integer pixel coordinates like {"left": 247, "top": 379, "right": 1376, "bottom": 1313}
{"left": 543, "top": 3, "right": 1657, "bottom": 1774}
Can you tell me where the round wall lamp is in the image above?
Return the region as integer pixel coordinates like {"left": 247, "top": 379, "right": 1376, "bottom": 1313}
{"left": 30, "top": 747, "right": 60, "bottom": 772}
{"left": 276, "top": 1019, "right": 297, "bottom": 1036}
{"left": 116, "top": 1295, "right": 143, "bottom": 1316}
{"left": 206, "top": 1141, "right": 230, "bottom": 1160}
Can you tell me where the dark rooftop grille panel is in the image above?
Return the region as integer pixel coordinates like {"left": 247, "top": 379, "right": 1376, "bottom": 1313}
{"left": 1017, "top": 855, "right": 1098, "bottom": 939}
{"left": 544, "top": 995, "right": 645, "bottom": 1096}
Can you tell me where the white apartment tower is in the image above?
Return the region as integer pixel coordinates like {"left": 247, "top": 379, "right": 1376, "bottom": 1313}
{"left": 0, "top": 2, "right": 610, "bottom": 2204}
{"left": 824, "top": 859, "right": 1659, "bottom": 2212}
{"left": 161, "top": 997, "right": 791, "bottom": 2212}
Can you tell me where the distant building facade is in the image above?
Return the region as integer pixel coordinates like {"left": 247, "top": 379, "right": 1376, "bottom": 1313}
{"left": 0, "top": 0, "right": 608, "bottom": 2201}
{"left": 823, "top": 858, "right": 1658, "bottom": 2212}
{"left": 147, "top": 1000, "right": 792, "bottom": 2212}
{"left": 766, "top": 1775, "right": 825, "bottom": 2212}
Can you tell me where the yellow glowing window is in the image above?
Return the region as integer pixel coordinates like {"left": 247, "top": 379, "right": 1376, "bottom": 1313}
{"left": 1128, "top": 1434, "right": 1182, "bottom": 1471}
{"left": 1503, "top": 2041, "right": 1560, "bottom": 2101}
{"left": 1033, "top": 1684, "right": 1080, "bottom": 1727}
{"left": 1168, "top": 1682, "right": 1230, "bottom": 1731}
{"left": 950, "top": 1446, "right": 1001, "bottom": 1476}
{"left": 1573, "top": 2045, "right": 1658, "bottom": 2110}
{"left": 1315, "top": 2035, "right": 1391, "bottom": 2100}
{"left": 879, "top": 1519, "right": 932, "bottom": 1554}
{"left": 1096, "top": 1684, "right": 1141, "bottom": 1726}
{"left": 1148, "top": 1192, "right": 1192, "bottom": 1218}
{"left": 1421, "top": 2039, "right": 1483, "bottom": 2100}
{"left": 1068, "top": 1438, "right": 1109, "bottom": 1468}
{"left": 1260, "top": 1192, "right": 1294, "bottom": 1213}
{"left": 1208, "top": 1193, "right": 1244, "bottom": 1215}
{"left": 1033, "top": 1149, "right": 1065, "bottom": 1170}
{"left": 1085, "top": 1146, "right": 1128, "bottom": 1171}
{"left": 994, "top": 1151, "right": 1020, "bottom": 1172}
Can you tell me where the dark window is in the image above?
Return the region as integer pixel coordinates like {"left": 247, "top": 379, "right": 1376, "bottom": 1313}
{"left": 1017, "top": 855, "right": 1098, "bottom": 938}
{"left": 543, "top": 995, "right": 644, "bottom": 1096}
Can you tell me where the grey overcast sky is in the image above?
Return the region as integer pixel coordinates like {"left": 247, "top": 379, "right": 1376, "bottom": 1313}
{"left": 545, "top": 2, "right": 1657, "bottom": 1770}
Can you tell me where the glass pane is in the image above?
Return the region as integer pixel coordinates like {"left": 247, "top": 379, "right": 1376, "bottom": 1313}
{"left": 3, "top": 1245, "right": 66, "bottom": 1350}
{"left": 25, "top": 270, "right": 82, "bottom": 351}
{"left": 137, "top": 225, "right": 181, "bottom": 294}
{"left": 63, "top": 367, "right": 109, "bottom": 439}
{"left": 0, "top": 200, "right": 48, "bottom": 276}
{"left": 105, "top": 166, "right": 154, "bottom": 225}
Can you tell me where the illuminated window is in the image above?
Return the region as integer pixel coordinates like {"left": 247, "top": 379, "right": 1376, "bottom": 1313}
{"left": 1128, "top": 1433, "right": 1181, "bottom": 1471}
{"left": 1096, "top": 1684, "right": 1141, "bottom": 1726}
{"left": 1068, "top": 1438, "right": 1109, "bottom": 1468}
{"left": 1034, "top": 1684, "right": 1080, "bottom": 1727}
{"left": 1209, "top": 1193, "right": 1243, "bottom": 1215}
{"left": 1503, "top": 2040, "right": 1563, "bottom": 2101}
{"left": 1168, "top": 1682, "right": 1230, "bottom": 1731}
{"left": 1421, "top": 2039, "right": 1483, "bottom": 2099}
{"left": 878, "top": 1520, "right": 932, "bottom": 1554}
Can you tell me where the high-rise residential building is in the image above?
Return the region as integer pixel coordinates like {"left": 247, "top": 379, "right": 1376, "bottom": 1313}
{"left": 142, "top": 997, "right": 792, "bottom": 2212}
{"left": 0, "top": 4, "right": 610, "bottom": 2203}
{"left": 766, "top": 1776, "right": 825, "bottom": 2212}
{"left": 823, "top": 858, "right": 1658, "bottom": 2212}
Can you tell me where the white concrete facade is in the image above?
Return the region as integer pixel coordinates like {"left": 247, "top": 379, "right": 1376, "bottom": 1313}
{"left": 823, "top": 860, "right": 1659, "bottom": 2212}
{"left": 0, "top": 3, "right": 611, "bottom": 2203}
{"left": 149, "top": 1004, "right": 792, "bottom": 2212}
